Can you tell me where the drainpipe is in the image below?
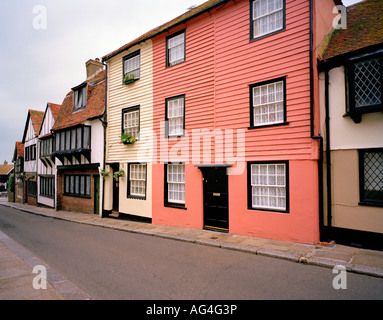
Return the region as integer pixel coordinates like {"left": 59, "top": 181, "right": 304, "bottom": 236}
{"left": 325, "top": 69, "right": 333, "bottom": 232}
{"left": 309, "top": 0, "right": 325, "bottom": 240}
{"left": 100, "top": 59, "right": 108, "bottom": 218}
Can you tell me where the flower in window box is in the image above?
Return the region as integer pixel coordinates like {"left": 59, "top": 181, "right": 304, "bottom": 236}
{"left": 123, "top": 73, "right": 136, "bottom": 85}
{"left": 120, "top": 132, "right": 136, "bottom": 145}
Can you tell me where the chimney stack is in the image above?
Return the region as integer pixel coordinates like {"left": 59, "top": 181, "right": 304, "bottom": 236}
{"left": 4, "top": 160, "right": 8, "bottom": 165}
{"left": 86, "top": 58, "right": 104, "bottom": 80}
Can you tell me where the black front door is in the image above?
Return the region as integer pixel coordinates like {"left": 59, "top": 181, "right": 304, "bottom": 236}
{"left": 202, "top": 167, "right": 229, "bottom": 231}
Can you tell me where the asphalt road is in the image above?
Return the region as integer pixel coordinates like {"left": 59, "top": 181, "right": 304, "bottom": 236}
{"left": 1, "top": 204, "right": 383, "bottom": 300}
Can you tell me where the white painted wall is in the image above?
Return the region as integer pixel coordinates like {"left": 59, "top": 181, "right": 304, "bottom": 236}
{"left": 37, "top": 106, "right": 56, "bottom": 208}
{"left": 328, "top": 66, "right": 383, "bottom": 151}
{"left": 24, "top": 118, "right": 38, "bottom": 174}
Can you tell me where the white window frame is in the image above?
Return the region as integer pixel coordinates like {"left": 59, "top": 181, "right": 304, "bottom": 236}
{"left": 166, "top": 96, "right": 185, "bottom": 137}
{"left": 73, "top": 85, "right": 87, "bottom": 112}
{"left": 167, "top": 32, "right": 185, "bottom": 67}
{"left": 129, "top": 164, "right": 146, "bottom": 198}
{"left": 123, "top": 107, "right": 140, "bottom": 140}
{"left": 252, "top": 79, "right": 285, "bottom": 127}
{"left": 167, "top": 164, "right": 185, "bottom": 205}
{"left": 251, "top": 0, "right": 284, "bottom": 39}
{"left": 250, "top": 163, "right": 287, "bottom": 211}
{"left": 124, "top": 52, "right": 141, "bottom": 79}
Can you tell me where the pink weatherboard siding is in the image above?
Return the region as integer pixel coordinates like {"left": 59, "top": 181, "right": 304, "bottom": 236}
{"left": 151, "top": 0, "right": 329, "bottom": 244}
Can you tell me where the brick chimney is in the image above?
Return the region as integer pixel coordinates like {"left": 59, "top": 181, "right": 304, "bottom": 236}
{"left": 86, "top": 58, "right": 104, "bottom": 80}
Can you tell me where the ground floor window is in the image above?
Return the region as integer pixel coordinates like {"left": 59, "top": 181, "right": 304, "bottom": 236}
{"left": 165, "top": 163, "right": 185, "bottom": 207}
{"left": 359, "top": 149, "right": 383, "bottom": 206}
{"left": 248, "top": 161, "right": 289, "bottom": 212}
{"left": 128, "top": 163, "right": 147, "bottom": 198}
{"left": 40, "top": 176, "right": 54, "bottom": 198}
{"left": 28, "top": 180, "right": 37, "bottom": 197}
{"left": 64, "top": 175, "right": 91, "bottom": 197}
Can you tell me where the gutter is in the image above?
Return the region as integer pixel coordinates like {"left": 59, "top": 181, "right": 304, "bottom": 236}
{"left": 309, "top": 0, "right": 325, "bottom": 239}
{"left": 102, "top": 0, "right": 230, "bottom": 62}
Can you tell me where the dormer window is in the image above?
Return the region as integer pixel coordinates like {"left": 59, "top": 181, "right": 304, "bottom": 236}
{"left": 73, "top": 85, "right": 87, "bottom": 112}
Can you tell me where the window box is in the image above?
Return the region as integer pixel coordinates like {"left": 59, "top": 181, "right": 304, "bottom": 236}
{"left": 120, "top": 132, "right": 136, "bottom": 145}
{"left": 123, "top": 73, "right": 137, "bottom": 85}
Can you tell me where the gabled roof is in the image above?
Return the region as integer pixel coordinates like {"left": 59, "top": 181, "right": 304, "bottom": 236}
{"left": 51, "top": 70, "right": 106, "bottom": 132}
{"left": 38, "top": 102, "right": 62, "bottom": 138}
{"left": 49, "top": 102, "right": 62, "bottom": 120}
{"left": 22, "top": 109, "right": 44, "bottom": 143}
{"left": 102, "top": 0, "right": 229, "bottom": 61}
{"left": 0, "top": 164, "right": 14, "bottom": 176}
{"left": 321, "top": 0, "right": 383, "bottom": 61}
{"left": 12, "top": 141, "right": 24, "bottom": 162}
{"left": 103, "top": 0, "right": 342, "bottom": 62}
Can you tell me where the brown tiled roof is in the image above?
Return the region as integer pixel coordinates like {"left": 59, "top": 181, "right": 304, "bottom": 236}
{"left": 29, "top": 109, "right": 44, "bottom": 136}
{"left": 0, "top": 164, "right": 14, "bottom": 176}
{"left": 52, "top": 71, "right": 106, "bottom": 132}
{"left": 321, "top": 0, "right": 383, "bottom": 61}
{"left": 102, "top": 0, "right": 228, "bottom": 61}
{"left": 12, "top": 141, "right": 24, "bottom": 163}
{"left": 16, "top": 141, "right": 24, "bottom": 158}
{"left": 48, "top": 102, "right": 62, "bottom": 120}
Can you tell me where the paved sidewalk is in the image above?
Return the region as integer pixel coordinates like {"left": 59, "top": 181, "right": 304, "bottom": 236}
{"left": 1, "top": 199, "right": 383, "bottom": 299}
{"left": 0, "top": 228, "right": 90, "bottom": 300}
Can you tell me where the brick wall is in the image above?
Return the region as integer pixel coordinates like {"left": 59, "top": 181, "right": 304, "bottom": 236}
{"left": 57, "top": 168, "right": 98, "bottom": 215}
{"left": 25, "top": 175, "right": 37, "bottom": 206}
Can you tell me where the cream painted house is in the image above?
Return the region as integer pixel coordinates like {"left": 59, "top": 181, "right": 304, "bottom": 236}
{"left": 102, "top": 39, "right": 154, "bottom": 220}
{"left": 319, "top": 0, "right": 383, "bottom": 250}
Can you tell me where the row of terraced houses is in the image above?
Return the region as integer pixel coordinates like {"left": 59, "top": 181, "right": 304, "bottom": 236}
{"left": 10, "top": 0, "right": 383, "bottom": 250}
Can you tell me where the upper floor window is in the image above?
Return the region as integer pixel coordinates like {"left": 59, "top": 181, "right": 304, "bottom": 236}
{"left": 165, "top": 95, "right": 185, "bottom": 137}
{"left": 73, "top": 85, "right": 87, "bottom": 112}
{"left": 25, "top": 144, "right": 36, "bottom": 162}
{"left": 346, "top": 52, "right": 383, "bottom": 123}
{"left": 122, "top": 106, "right": 140, "bottom": 140}
{"left": 250, "top": 77, "right": 286, "bottom": 128}
{"left": 123, "top": 50, "right": 140, "bottom": 84}
{"left": 166, "top": 31, "right": 185, "bottom": 67}
{"left": 250, "top": 0, "right": 285, "bottom": 40}
{"left": 55, "top": 126, "right": 91, "bottom": 152}
{"left": 40, "top": 138, "right": 54, "bottom": 158}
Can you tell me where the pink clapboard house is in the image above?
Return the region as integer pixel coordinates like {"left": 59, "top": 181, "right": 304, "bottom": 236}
{"left": 150, "top": 0, "right": 339, "bottom": 244}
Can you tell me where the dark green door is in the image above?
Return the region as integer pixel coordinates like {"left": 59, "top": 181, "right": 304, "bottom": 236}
{"left": 202, "top": 167, "right": 229, "bottom": 232}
